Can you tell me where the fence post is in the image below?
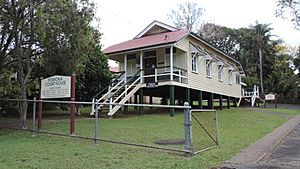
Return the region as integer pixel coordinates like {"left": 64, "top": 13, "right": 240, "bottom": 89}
{"left": 93, "top": 99, "right": 99, "bottom": 144}
{"left": 215, "top": 110, "right": 219, "bottom": 145}
{"left": 32, "top": 97, "right": 36, "bottom": 135}
{"left": 184, "top": 102, "right": 192, "bottom": 155}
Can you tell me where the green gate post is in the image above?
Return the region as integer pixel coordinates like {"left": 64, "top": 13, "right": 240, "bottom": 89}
{"left": 227, "top": 96, "right": 230, "bottom": 109}
{"left": 185, "top": 88, "right": 190, "bottom": 105}
{"left": 149, "top": 96, "right": 153, "bottom": 109}
{"left": 124, "top": 102, "right": 128, "bottom": 114}
{"left": 139, "top": 88, "right": 144, "bottom": 113}
{"left": 134, "top": 94, "right": 138, "bottom": 110}
{"left": 208, "top": 93, "right": 214, "bottom": 109}
{"left": 150, "top": 96, "right": 153, "bottom": 104}
{"left": 169, "top": 85, "right": 175, "bottom": 116}
{"left": 233, "top": 98, "right": 237, "bottom": 107}
{"left": 219, "top": 95, "right": 223, "bottom": 110}
{"left": 198, "top": 90, "right": 203, "bottom": 109}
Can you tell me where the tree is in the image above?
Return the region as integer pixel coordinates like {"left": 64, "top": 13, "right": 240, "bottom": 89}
{"left": 76, "top": 46, "right": 112, "bottom": 102}
{"left": 168, "top": 1, "right": 205, "bottom": 32}
{"left": 276, "top": 0, "right": 300, "bottom": 30}
{"left": 251, "top": 22, "right": 273, "bottom": 96}
{"left": 265, "top": 45, "right": 297, "bottom": 99}
{"left": 0, "top": 0, "right": 99, "bottom": 129}
{"left": 294, "top": 46, "right": 300, "bottom": 75}
{"left": 199, "top": 23, "right": 240, "bottom": 57}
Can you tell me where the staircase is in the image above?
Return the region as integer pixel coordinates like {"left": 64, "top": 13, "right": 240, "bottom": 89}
{"left": 241, "top": 85, "right": 260, "bottom": 107}
{"left": 91, "top": 70, "right": 142, "bottom": 116}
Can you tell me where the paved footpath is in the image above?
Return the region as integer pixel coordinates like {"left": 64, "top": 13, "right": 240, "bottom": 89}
{"left": 221, "top": 115, "right": 300, "bottom": 169}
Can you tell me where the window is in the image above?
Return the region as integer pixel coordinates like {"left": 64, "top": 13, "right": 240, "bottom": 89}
{"left": 165, "top": 47, "right": 177, "bottom": 71}
{"left": 236, "top": 74, "right": 241, "bottom": 85}
{"left": 228, "top": 69, "right": 233, "bottom": 85}
{"left": 206, "top": 59, "right": 212, "bottom": 77}
{"left": 127, "top": 53, "right": 137, "bottom": 76}
{"left": 191, "top": 53, "right": 198, "bottom": 73}
{"left": 218, "top": 65, "right": 223, "bottom": 81}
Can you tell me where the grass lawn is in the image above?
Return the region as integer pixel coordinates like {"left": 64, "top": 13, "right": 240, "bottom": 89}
{"left": 0, "top": 108, "right": 299, "bottom": 169}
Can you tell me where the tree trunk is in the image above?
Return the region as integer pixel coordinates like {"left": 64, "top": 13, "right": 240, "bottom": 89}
{"left": 19, "top": 85, "right": 28, "bottom": 129}
{"left": 259, "top": 48, "right": 264, "bottom": 96}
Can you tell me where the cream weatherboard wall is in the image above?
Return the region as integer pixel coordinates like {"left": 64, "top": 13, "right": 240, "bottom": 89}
{"left": 176, "top": 36, "right": 241, "bottom": 98}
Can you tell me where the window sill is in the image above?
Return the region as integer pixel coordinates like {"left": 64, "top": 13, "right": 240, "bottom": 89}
{"left": 192, "top": 71, "right": 198, "bottom": 74}
{"left": 218, "top": 79, "right": 223, "bottom": 82}
{"left": 206, "top": 75, "right": 212, "bottom": 79}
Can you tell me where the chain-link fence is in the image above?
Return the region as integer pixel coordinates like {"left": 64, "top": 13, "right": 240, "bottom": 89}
{"left": 190, "top": 109, "right": 219, "bottom": 154}
{"left": 0, "top": 98, "right": 218, "bottom": 155}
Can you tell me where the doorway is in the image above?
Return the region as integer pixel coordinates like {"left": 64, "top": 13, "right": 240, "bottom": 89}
{"left": 144, "top": 51, "right": 157, "bottom": 83}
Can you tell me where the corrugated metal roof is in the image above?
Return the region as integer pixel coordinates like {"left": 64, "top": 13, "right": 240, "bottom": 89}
{"left": 103, "top": 30, "right": 188, "bottom": 54}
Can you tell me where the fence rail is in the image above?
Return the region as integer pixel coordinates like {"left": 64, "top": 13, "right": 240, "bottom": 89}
{"left": 0, "top": 98, "right": 218, "bottom": 156}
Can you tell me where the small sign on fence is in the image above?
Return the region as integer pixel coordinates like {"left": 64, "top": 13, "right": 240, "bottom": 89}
{"left": 41, "top": 75, "right": 71, "bottom": 99}
{"left": 146, "top": 82, "right": 158, "bottom": 88}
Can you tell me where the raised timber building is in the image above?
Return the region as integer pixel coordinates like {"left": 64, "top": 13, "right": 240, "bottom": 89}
{"left": 93, "top": 20, "right": 259, "bottom": 116}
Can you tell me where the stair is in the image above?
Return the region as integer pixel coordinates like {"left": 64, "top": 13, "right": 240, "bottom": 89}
{"left": 241, "top": 85, "right": 260, "bottom": 107}
{"left": 108, "top": 83, "right": 142, "bottom": 116}
{"left": 92, "top": 70, "right": 142, "bottom": 116}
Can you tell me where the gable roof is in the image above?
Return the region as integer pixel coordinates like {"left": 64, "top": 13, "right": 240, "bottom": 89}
{"left": 134, "top": 20, "right": 178, "bottom": 39}
{"left": 103, "top": 29, "right": 188, "bottom": 55}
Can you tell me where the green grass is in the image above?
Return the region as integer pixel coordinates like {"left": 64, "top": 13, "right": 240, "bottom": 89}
{"left": 0, "top": 108, "right": 299, "bottom": 169}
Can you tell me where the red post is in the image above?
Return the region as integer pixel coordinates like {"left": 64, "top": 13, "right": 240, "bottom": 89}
{"left": 38, "top": 96, "right": 43, "bottom": 131}
{"left": 70, "top": 74, "right": 76, "bottom": 135}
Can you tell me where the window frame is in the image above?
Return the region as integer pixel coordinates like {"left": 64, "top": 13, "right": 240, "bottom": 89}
{"left": 205, "top": 59, "right": 212, "bottom": 78}
{"left": 228, "top": 69, "right": 233, "bottom": 85}
{"left": 217, "top": 64, "right": 223, "bottom": 81}
{"left": 191, "top": 52, "right": 198, "bottom": 73}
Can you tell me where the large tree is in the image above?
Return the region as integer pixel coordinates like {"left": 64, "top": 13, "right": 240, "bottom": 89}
{"left": 76, "top": 45, "right": 111, "bottom": 102}
{"left": 0, "top": 0, "right": 99, "bottom": 128}
{"left": 168, "top": 1, "right": 205, "bottom": 32}
{"left": 199, "top": 23, "right": 240, "bottom": 57}
{"left": 276, "top": 0, "right": 300, "bottom": 30}
{"left": 251, "top": 22, "right": 273, "bottom": 96}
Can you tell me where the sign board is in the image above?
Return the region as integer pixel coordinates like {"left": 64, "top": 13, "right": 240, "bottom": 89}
{"left": 265, "top": 94, "right": 275, "bottom": 101}
{"left": 146, "top": 82, "right": 158, "bottom": 88}
{"left": 41, "top": 75, "right": 71, "bottom": 99}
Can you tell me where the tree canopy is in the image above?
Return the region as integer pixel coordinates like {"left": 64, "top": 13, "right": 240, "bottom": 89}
{"left": 0, "top": 0, "right": 110, "bottom": 128}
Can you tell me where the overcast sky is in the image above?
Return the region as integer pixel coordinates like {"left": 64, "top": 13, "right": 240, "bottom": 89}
{"left": 96, "top": 0, "right": 299, "bottom": 49}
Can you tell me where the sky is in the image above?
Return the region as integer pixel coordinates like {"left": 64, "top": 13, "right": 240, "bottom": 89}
{"left": 95, "top": 0, "right": 300, "bottom": 50}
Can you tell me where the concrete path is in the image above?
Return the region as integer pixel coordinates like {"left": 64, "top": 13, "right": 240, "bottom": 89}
{"left": 221, "top": 115, "right": 300, "bottom": 169}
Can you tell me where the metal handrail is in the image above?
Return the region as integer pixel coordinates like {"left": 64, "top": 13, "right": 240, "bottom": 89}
{"left": 97, "top": 78, "right": 125, "bottom": 102}
{"left": 107, "top": 69, "right": 142, "bottom": 101}
{"left": 93, "top": 71, "right": 125, "bottom": 99}
{"left": 112, "top": 76, "right": 141, "bottom": 104}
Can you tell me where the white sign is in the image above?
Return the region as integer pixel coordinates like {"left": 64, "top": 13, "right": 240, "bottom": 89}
{"left": 41, "top": 75, "right": 71, "bottom": 99}
{"left": 265, "top": 94, "right": 276, "bottom": 100}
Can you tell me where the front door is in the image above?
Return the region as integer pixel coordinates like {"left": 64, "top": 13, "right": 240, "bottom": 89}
{"left": 144, "top": 51, "right": 157, "bottom": 83}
